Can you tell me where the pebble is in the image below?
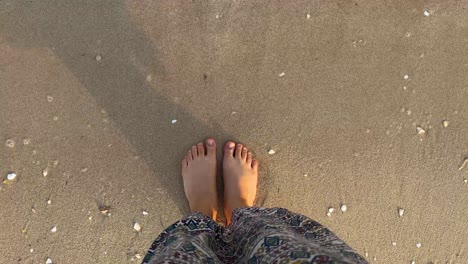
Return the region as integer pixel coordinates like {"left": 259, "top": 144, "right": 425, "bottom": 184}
{"left": 424, "top": 10, "right": 430, "bottom": 16}
{"left": 340, "top": 204, "right": 347, "bottom": 212}
{"left": 7, "top": 172, "right": 17, "bottom": 181}
{"left": 268, "top": 149, "right": 276, "bottom": 155}
{"left": 95, "top": 55, "right": 102, "bottom": 61}
{"left": 171, "top": 119, "right": 177, "bottom": 124}
{"left": 403, "top": 74, "right": 409, "bottom": 80}
{"left": 142, "top": 210, "right": 149, "bottom": 216}
{"left": 42, "top": 169, "right": 48, "bottom": 177}
{"left": 416, "top": 242, "right": 421, "bottom": 248}
{"left": 279, "top": 72, "right": 285, "bottom": 77}
{"left": 47, "top": 96, "right": 53, "bottom": 102}
{"left": 442, "top": 120, "right": 449, "bottom": 128}
{"left": 50, "top": 226, "right": 57, "bottom": 233}
{"left": 5, "top": 139, "right": 15, "bottom": 148}
{"left": 134, "top": 222, "right": 142, "bottom": 232}
{"left": 46, "top": 258, "right": 53, "bottom": 264}
{"left": 398, "top": 208, "right": 405, "bottom": 217}
{"left": 416, "top": 127, "right": 425, "bottom": 135}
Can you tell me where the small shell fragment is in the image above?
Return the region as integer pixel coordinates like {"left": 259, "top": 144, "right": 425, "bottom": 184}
{"left": 458, "top": 158, "right": 468, "bottom": 171}
{"left": 416, "top": 127, "right": 425, "bottom": 135}
{"left": 328, "top": 207, "right": 335, "bottom": 214}
{"left": 47, "top": 199, "right": 52, "bottom": 205}
{"left": 326, "top": 212, "right": 331, "bottom": 217}
{"left": 171, "top": 119, "right": 177, "bottom": 124}
{"left": 423, "top": 10, "right": 430, "bottom": 16}
{"left": 398, "top": 208, "right": 404, "bottom": 217}
{"left": 392, "top": 242, "right": 397, "bottom": 246}
{"left": 7, "top": 172, "right": 17, "bottom": 181}
{"left": 411, "top": 260, "right": 415, "bottom": 264}
{"left": 278, "top": 72, "right": 285, "bottom": 77}
{"left": 340, "top": 204, "right": 347, "bottom": 212}
{"left": 442, "top": 120, "right": 449, "bottom": 128}
{"left": 99, "top": 205, "right": 111, "bottom": 216}
{"left": 42, "top": 169, "right": 48, "bottom": 177}
{"left": 403, "top": 74, "right": 409, "bottom": 80}
{"left": 268, "top": 149, "right": 276, "bottom": 155}
{"left": 5, "top": 139, "right": 15, "bottom": 148}
{"left": 95, "top": 55, "right": 102, "bottom": 61}
{"left": 142, "top": 210, "right": 149, "bottom": 216}
{"left": 47, "top": 96, "right": 53, "bottom": 102}
{"left": 416, "top": 242, "right": 421, "bottom": 248}
{"left": 50, "top": 226, "right": 57, "bottom": 233}
{"left": 46, "top": 258, "right": 53, "bottom": 264}
{"left": 306, "top": 13, "right": 311, "bottom": 19}
{"left": 134, "top": 222, "right": 142, "bottom": 232}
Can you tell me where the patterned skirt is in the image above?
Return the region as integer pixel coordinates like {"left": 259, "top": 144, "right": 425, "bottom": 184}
{"left": 142, "top": 207, "right": 368, "bottom": 264}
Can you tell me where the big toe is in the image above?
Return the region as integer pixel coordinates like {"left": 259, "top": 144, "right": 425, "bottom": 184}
{"left": 224, "top": 141, "right": 235, "bottom": 158}
{"left": 206, "top": 138, "right": 216, "bottom": 157}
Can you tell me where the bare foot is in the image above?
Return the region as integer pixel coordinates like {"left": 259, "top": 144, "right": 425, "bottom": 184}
{"left": 223, "top": 141, "right": 259, "bottom": 225}
{"left": 181, "top": 138, "right": 218, "bottom": 219}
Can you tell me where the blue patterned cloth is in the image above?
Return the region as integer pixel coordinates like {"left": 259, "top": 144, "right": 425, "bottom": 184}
{"left": 143, "top": 207, "right": 367, "bottom": 264}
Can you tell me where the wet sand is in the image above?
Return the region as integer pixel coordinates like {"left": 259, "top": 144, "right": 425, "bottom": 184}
{"left": 1, "top": 1, "right": 467, "bottom": 263}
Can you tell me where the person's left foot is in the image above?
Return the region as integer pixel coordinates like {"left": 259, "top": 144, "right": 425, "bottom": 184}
{"left": 181, "top": 138, "right": 218, "bottom": 219}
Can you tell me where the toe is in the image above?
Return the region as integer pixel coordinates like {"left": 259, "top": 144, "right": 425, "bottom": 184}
{"left": 206, "top": 138, "right": 216, "bottom": 157}
{"left": 252, "top": 159, "right": 259, "bottom": 170}
{"left": 224, "top": 141, "right": 235, "bottom": 157}
{"left": 182, "top": 157, "right": 188, "bottom": 168}
{"left": 197, "top": 143, "right": 205, "bottom": 157}
{"left": 241, "top": 147, "right": 248, "bottom": 160}
{"left": 187, "top": 150, "right": 193, "bottom": 161}
{"left": 246, "top": 152, "right": 253, "bottom": 164}
{"left": 235, "top": 143, "right": 243, "bottom": 159}
{"left": 191, "top": 145, "right": 198, "bottom": 157}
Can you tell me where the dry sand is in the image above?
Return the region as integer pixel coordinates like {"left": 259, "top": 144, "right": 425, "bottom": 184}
{"left": 1, "top": 0, "right": 467, "bottom": 263}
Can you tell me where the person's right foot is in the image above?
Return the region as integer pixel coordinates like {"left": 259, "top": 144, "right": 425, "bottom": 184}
{"left": 223, "top": 141, "right": 258, "bottom": 225}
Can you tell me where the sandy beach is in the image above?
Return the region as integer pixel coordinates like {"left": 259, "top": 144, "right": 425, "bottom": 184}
{"left": 1, "top": 1, "right": 467, "bottom": 263}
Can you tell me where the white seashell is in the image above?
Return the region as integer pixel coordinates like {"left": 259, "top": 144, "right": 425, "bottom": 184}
{"left": 398, "top": 208, "right": 404, "bottom": 217}
{"left": 268, "top": 149, "right": 276, "bottom": 155}
{"left": 46, "top": 258, "right": 53, "bottom": 264}
{"left": 171, "top": 119, "right": 177, "bottom": 124}
{"left": 392, "top": 242, "right": 397, "bottom": 246}
{"left": 416, "top": 127, "right": 425, "bottom": 135}
{"left": 142, "top": 210, "right": 149, "bottom": 216}
{"left": 328, "top": 207, "right": 335, "bottom": 214}
{"left": 403, "top": 74, "right": 409, "bottom": 80}
{"left": 134, "top": 222, "right": 141, "bottom": 232}
{"left": 50, "top": 226, "right": 57, "bottom": 233}
{"left": 5, "top": 139, "right": 15, "bottom": 148}
{"left": 340, "top": 204, "right": 347, "bottom": 212}
{"left": 423, "top": 10, "right": 430, "bottom": 16}
{"left": 42, "top": 169, "right": 48, "bottom": 177}
{"left": 442, "top": 120, "right": 449, "bottom": 128}
{"left": 416, "top": 242, "right": 421, "bottom": 248}
{"left": 306, "top": 13, "right": 311, "bottom": 19}
{"left": 278, "top": 72, "right": 285, "bottom": 77}
{"left": 326, "top": 212, "right": 331, "bottom": 217}
{"left": 7, "top": 172, "right": 17, "bottom": 181}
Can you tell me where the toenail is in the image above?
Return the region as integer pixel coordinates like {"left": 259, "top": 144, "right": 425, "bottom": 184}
{"left": 207, "top": 139, "right": 214, "bottom": 146}
{"left": 228, "top": 142, "right": 235, "bottom": 148}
